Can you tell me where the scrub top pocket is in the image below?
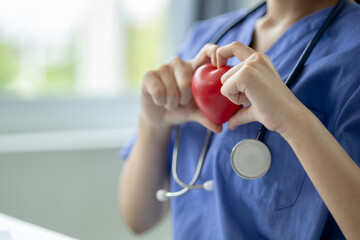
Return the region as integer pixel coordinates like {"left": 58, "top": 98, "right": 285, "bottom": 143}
{"left": 215, "top": 109, "right": 326, "bottom": 211}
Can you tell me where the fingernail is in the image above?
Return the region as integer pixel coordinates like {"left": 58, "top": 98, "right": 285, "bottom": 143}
{"left": 220, "top": 86, "right": 226, "bottom": 96}
{"left": 220, "top": 76, "right": 225, "bottom": 84}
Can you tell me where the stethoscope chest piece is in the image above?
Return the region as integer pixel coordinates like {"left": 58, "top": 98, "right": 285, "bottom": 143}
{"left": 230, "top": 139, "right": 271, "bottom": 179}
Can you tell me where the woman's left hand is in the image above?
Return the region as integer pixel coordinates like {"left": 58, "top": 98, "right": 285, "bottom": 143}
{"left": 216, "top": 41, "right": 307, "bottom": 136}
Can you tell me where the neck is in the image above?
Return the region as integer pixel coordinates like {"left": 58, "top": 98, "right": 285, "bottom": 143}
{"left": 265, "top": 0, "right": 340, "bottom": 27}
{"left": 251, "top": 0, "right": 350, "bottom": 53}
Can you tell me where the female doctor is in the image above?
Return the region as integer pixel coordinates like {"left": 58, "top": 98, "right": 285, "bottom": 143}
{"left": 120, "top": 0, "right": 360, "bottom": 239}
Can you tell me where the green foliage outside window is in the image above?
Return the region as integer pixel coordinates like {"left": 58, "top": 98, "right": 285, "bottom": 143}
{"left": 0, "top": 40, "right": 19, "bottom": 91}
{"left": 42, "top": 42, "right": 76, "bottom": 96}
{"left": 0, "top": 12, "right": 166, "bottom": 97}
{"left": 126, "top": 14, "right": 167, "bottom": 88}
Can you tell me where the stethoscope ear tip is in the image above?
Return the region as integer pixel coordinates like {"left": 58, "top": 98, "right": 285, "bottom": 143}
{"left": 156, "top": 189, "right": 168, "bottom": 202}
{"left": 203, "top": 180, "right": 214, "bottom": 191}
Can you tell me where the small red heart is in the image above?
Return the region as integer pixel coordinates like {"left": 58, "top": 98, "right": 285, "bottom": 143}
{"left": 192, "top": 63, "right": 242, "bottom": 125}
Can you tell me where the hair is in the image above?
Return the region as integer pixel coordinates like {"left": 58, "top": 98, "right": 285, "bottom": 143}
{"left": 356, "top": 0, "right": 360, "bottom": 4}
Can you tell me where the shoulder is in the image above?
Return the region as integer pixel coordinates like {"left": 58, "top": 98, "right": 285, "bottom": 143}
{"left": 327, "top": 3, "right": 360, "bottom": 79}
{"left": 309, "top": 3, "right": 360, "bottom": 73}
{"left": 177, "top": 10, "right": 247, "bottom": 61}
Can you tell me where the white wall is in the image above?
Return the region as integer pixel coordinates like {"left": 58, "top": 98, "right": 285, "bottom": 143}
{"left": 0, "top": 149, "right": 172, "bottom": 240}
{"left": 0, "top": 97, "right": 172, "bottom": 239}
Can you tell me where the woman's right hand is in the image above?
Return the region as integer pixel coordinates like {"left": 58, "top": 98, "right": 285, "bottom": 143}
{"left": 140, "top": 44, "right": 222, "bottom": 133}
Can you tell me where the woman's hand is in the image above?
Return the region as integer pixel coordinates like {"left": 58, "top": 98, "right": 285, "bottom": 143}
{"left": 141, "top": 44, "right": 222, "bottom": 133}
{"left": 216, "top": 41, "right": 308, "bottom": 136}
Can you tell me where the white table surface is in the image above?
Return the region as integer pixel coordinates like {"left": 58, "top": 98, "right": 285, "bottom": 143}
{"left": 0, "top": 213, "right": 77, "bottom": 240}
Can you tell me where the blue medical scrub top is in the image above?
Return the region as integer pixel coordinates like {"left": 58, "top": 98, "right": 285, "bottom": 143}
{"left": 124, "top": 2, "right": 360, "bottom": 239}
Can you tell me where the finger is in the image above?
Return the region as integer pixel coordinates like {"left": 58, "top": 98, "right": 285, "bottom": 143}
{"left": 220, "top": 69, "right": 246, "bottom": 105}
{"left": 216, "top": 41, "right": 256, "bottom": 67}
{"left": 171, "top": 57, "right": 193, "bottom": 105}
{"left": 189, "top": 43, "right": 220, "bottom": 70}
{"left": 143, "top": 71, "right": 166, "bottom": 107}
{"left": 158, "top": 65, "right": 181, "bottom": 110}
{"left": 189, "top": 110, "right": 223, "bottom": 133}
{"left": 237, "top": 93, "right": 251, "bottom": 106}
{"left": 223, "top": 93, "right": 250, "bottom": 106}
{"left": 220, "top": 62, "right": 243, "bottom": 84}
{"left": 228, "top": 106, "right": 255, "bottom": 130}
{"left": 222, "top": 52, "right": 271, "bottom": 85}
{"left": 220, "top": 62, "right": 260, "bottom": 105}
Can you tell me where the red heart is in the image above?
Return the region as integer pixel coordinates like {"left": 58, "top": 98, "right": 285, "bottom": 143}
{"left": 192, "top": 63, "right": 242, "bottom": 125}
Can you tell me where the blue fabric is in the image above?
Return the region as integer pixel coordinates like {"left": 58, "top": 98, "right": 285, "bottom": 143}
{"left": 170, "top": 3, "right": 360, "bottom": 240}
{"left": 122, "top": 2, "right": 360, "bottom": 239}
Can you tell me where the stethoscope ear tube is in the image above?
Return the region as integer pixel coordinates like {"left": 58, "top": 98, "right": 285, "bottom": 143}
{"left": 156, "top": 188, "right": 189, "bottom": 202}
{"left": 156, "top": 180, "right": 214, "bottom": 202}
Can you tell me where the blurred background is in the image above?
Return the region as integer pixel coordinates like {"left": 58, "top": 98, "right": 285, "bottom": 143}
{"left": 0, "top": 0, "right": 260, "bottom": 239}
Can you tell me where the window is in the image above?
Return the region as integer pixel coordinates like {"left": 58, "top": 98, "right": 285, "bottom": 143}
{"left": 0, "top": 0, "right": 169, "bottom": 152}
{"left": 0, "top": 0, "right": 169, "bottom": 99}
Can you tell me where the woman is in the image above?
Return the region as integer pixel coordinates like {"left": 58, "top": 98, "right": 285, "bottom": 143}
{"left": 120, "top": 0, "right": 360, "bottom": 239}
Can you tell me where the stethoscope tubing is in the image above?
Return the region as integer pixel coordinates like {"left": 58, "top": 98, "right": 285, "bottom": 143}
{"left": 209, "top": 2, "right": 266, "bottom": 45}
{"left": 172, "top": 125, "right": 212, "bottom": 189}
{"left": 156, "top": 126, "right": 213, "bottom": 201}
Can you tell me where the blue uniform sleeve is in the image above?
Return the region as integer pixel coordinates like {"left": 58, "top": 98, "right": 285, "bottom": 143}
{"left": 120, "top": 129, "right": 176, "bottom": 174}
{"left": 121, "top": 133, "right": 137, "bottom": 159}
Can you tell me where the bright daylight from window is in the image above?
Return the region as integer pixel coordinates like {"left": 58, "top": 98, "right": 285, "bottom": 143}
{"left": 0, "top": 0, "right": 169, "bottom": 99}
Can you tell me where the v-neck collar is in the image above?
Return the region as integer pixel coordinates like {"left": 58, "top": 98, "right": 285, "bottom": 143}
{"left": 234, "top": 3, "right": 339, "bottom": 58}
{"left": 265, "top": 5, "right": 337, "bottom": 62}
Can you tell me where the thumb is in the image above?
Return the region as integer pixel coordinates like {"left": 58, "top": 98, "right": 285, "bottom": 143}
{"left": 228, "top": 106, "right": 256, "bottom": 130}
{"left": 190, "top": 110, "right": 223, "bottom": 133}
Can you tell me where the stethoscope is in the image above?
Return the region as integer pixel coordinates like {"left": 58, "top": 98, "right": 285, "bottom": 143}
{"left": 156, "top": 0, "right": 346, "bottom": 202}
